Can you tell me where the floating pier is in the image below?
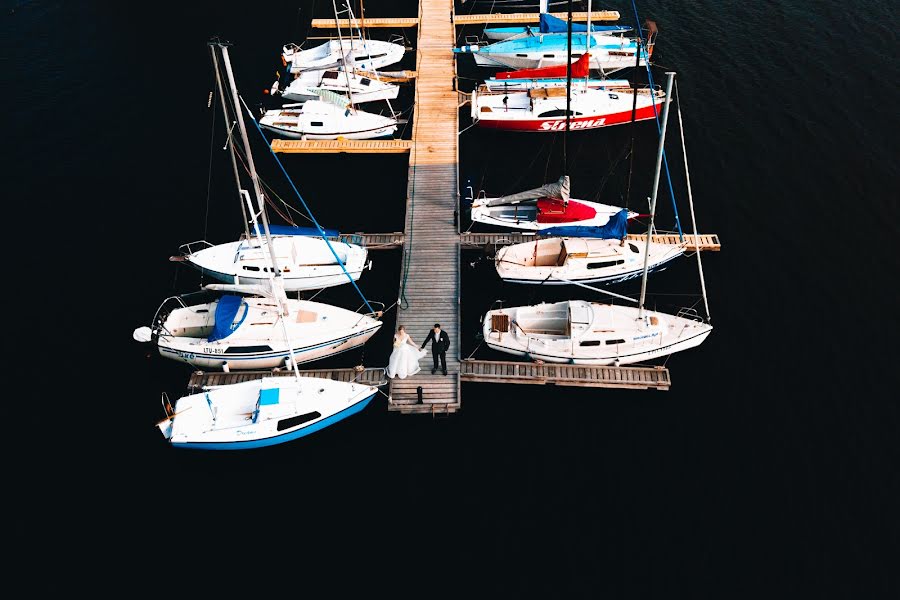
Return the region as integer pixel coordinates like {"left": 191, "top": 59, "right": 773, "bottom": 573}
{"left": 188, "top": 367, "right": 387, "bottom": 390}
{"left": 460, "top": 360, "right": 671, "bottom": 390}
{"left": 460, "top": 232, "right": 722, "bottom": 251}
{"left": 310, "top": 11, "right": 620, "bottom": 28}
{"left": 271, "top": 139, "right": 414, "bottom": 154}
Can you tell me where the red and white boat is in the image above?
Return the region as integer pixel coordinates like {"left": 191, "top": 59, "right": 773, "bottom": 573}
{"left": 468, "top": 176, "right": 637, "bottom": 231}
{"left": 471, "top": 54, "right": 664, "bottom": 132}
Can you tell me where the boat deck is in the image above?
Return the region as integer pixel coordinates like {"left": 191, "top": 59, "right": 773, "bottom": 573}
{"left": 388, "top": 0, "right": 461, "bottom": 414}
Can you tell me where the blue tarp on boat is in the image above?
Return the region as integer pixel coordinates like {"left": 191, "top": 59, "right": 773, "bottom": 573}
{"left": 258, "top": 224, "right": 340, "bottom": 238}
{"left": 207, "top": 295, "right": 247, "bottom": 342}
{"left": 541, "top": 209, "right": 629, "bottom": 239}
{"left": 540, "top": 13, "right": 589, "bottom": 33}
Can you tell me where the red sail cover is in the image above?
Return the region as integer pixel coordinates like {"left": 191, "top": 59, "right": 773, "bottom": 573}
{"left": 536, "top": 199, "right": 597, "bottom": 223}
{"left": 495, "top": 53, "right": 590, "bottom": 80}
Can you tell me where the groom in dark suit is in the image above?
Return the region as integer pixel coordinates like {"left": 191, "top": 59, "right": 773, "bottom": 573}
{"left": 421, "top": 323, "right": 450, "bottom": 375}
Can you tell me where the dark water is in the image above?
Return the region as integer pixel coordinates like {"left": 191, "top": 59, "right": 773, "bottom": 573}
{"left": 8, "top": 0, "right": 898, "bottom": 595}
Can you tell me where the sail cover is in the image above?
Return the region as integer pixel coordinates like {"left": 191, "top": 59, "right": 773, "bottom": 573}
{"left": 541, "top": 208, "right": 629, "bottom": 238}
{"left": 207, "top": 295, "right": 247, "bottom": 342}
{"left": 494, "top": 53, "right": 590, "bottom": 80}
{"left": 540, "top": 13, "right": 590, "bottom": 34}
{"left": 484, "top": 175, "right": 570, "bottom": 207}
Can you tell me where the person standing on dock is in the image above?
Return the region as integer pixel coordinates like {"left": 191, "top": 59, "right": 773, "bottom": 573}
{"left": 421, "top": 323, "right": 450, "bottom": 376}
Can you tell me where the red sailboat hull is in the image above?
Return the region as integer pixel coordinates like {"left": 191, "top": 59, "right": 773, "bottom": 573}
{"left": 476, "top": 102, "right": 660, "bottom": 132}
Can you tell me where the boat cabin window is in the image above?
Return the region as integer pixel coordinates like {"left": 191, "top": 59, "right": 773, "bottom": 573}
{"left": 276, "top": 411, "right": 321, "bottom": 432}
{"left": 587, "top": 259, "right": 625, "bottom": 270}
{"left": 323, "top": 71, "right": 339, "bottom": 80}
{"left": 224, "top": 345, "right": 273, "bottom": 354}
{"left": 579, "top": 340, "right": 602, "bottom": 346}
{"left": 628, "top": 243, "right": 639, "bottom": 253}
{"left": 608, "top": 93, "right": 619, "bottom": 100}
{"left": 516, "top": 54, "right": 528, "bottom": 57}
{"left": 605, "top": 339, "right": 626, "bottom": 345}
{"left": 543, "top": 54, "right": 555, "bottom": 58}
{"left": 360, "top": 78, "right": 371, "bottom": 86}
{"left": 243, "top": 265, "right": 261, "bottom": 272}
{"left": 311, "top": 121, "right": 324, "bottom": 127}
{"left": 366, "top": 53, "right": 388, "bottom": 60}
{"left": 537, "top": 109, "right": 583, "bottom": 118}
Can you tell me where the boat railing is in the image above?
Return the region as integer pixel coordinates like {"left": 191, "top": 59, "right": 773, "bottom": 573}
{"left": 178, "top": 240, "right": 214, "bottom": 256}
{"left": 356, "top": 300, "right": 386, "bottom": 323}
{"left": 676, "top": 306, "right": 704, "bottom": 323}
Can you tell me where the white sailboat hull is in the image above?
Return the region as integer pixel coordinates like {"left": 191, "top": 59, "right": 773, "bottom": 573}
{"left": 259, "top": 100, "right": 398, "bottom": 140}
{"left": 161, "top": 376, "right": 379, "bottom": 450}
{"left": 495, "top": 237, "right": 684, "bottom": 285}
{"left": 150, "top": 298, "right": 382, "bottom": 371}
{"left": 185, "top": 235, "right": 369, "bottom": 292}
{"left": 482, "top": 300, "right": 711, "bottom": 365}
{"left": 281, "top": 69, "right": 399, "bottom": 104}
{"left": 283, "top": 39, "right": 405, "bottom": 74}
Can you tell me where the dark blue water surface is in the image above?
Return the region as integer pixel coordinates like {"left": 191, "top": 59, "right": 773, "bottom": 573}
{"left": 7, "top": 0, "right": 898, "bottom": 595}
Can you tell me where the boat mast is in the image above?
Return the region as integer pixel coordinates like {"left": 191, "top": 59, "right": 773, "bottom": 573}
{"left": 219, "top": 43, "right": 302, "bottom": 379}
{"left": 219, "top": 45, "right": 281, "bottom": 280}
{"left": 584, "top": 0, "right": 591, "bottom": 88}
{"left": 332, "top": 0, "right": 356, "bottom": 107}
{"left": 638, "top": 71, "right": 675, "bottom": 318}
{"left": 564, "top": 0, "right": 572, "bottom": 177}
{"left": 209, "top": 42, "right": 251, "bottom": 242}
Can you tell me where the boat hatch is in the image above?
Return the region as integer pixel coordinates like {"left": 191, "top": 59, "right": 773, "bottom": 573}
{"left": 491, "top": 313, "right": 510, "bottom": 333}
{"left": 569, "top": 303, "right": 591, "bottom": 325}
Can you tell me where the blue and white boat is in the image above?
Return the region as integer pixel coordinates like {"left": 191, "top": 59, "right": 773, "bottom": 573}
{"left": 157, "top": 375, "right": 381, "bottom": 450}
{"left": 484, "top": 13, "right": 632, "bottom": 41}
{"left": 133, "top": 291, "right": 383, "bottom": 371}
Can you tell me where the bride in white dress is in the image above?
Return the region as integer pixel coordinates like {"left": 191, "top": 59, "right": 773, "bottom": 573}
{"left": 386, "top": 326, "right": 427, "bottom": 379}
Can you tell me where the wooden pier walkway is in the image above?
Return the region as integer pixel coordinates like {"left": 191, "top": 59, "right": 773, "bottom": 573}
{"left": 460, "top": 232, "right": 722, "bottom": 251}
{"left": 187, "top": 367, "right": 387, "bottom": 390}
{"left": 271, "top": 139, "right": 414, "bottom": 154}
{"left": 311, "top": 11, "right": 620, "bottom": 28}
{"left": 388, "top": 0, "right": 461, "bottom": 414}
{"left": 460, "top": 360, "right": 670, "bottom": 390}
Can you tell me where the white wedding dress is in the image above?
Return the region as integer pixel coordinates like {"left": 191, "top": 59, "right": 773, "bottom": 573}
{"left": 386, "top": 332, "right": 427, "bottom": 379}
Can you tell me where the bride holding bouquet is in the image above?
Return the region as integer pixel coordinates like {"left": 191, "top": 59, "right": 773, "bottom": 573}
{"left": 386, "top": 326, "right": 427, "bottom": 379}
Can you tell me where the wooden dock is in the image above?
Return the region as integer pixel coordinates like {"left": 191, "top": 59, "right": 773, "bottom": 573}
{"left": 460, "top": 232, "right": 722, "bottom": 251}
{"left": 187, "top": 367, "right": 388, "bottom": 390}
{"left": 310, "top": 11, "right": 620, "bottom": 28}
{"left": 271, "top": 139, "right": 414, "bottom": 154}
{"left": 460, "top": 360, "right": 671, "bottom": 390}
{"left": 389, "top": 0, "right": 461, "bottom": 414}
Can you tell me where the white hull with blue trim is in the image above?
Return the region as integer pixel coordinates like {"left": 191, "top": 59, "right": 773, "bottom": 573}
{"left": 482, "top": 300, "right": 711, "bottom": 365}
{"left": 457, "top": 33, "right": 648, "bottom": 72}
{"left": 495, "top": 236, "right": 684, "bottom": 285}
{"left": 158, "top": 375, "right": 381, "bottom": 450}
{"left": 135, "top": 296, "right": 383, "bottom": 371}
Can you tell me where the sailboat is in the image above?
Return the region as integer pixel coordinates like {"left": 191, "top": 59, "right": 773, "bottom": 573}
{"left": 259, "top": 89, "right": 398, "bottom": 140}
{"left": 494, "top": 235, "right": 684, "bottom": 285}
{"left": 483, "top": 54, "right": 626, "bottom": 92}
{"left": 157, "top": 372, "right": 380, "bottom": 450}
{"left": 137, "top": 42, "right": 383, "bottom": 370}
{"left": 455, "top": 0, "right": 652, "bottom": 73}
{"left": 484, "top": 12, "right": 631, "bottom": 41}
{"left": 468, "top": 175, "right": 636, "bottom": 231}
{"left": 481, "top": 72, "right": 712, "bottom": 365}
{"left": 134, "top": 286, "right": 382, "bottom": 371}
{"left": 281, "top": 38, "right": 403, "bottom": 74}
